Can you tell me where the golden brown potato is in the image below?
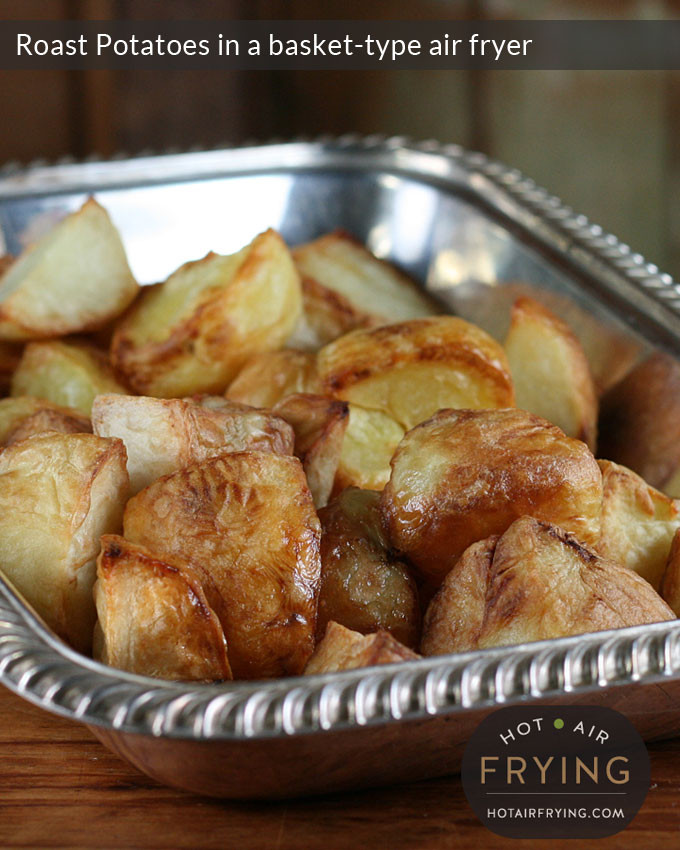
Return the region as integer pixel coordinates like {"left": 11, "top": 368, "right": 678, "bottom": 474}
{"left": 289, "top": 231, "right": 438, "bottom": 349}
{"left": 599, "top": 353, "right": 680, "bottom": 496}
{"left": 596, "top": 460, "right": 680, "bottom": 589}
{"left": 111, "top": 229, "right": 302, "bottom": 398}
{"left": 317, "top": 488, "right": 420, "bottom": 647}
{"left": 504, "top": 296, "right": 598, "bottom": 450}
{"left": 0, "top": 199, "right": 138, "bottom": 341}
{"left": 0, "top": 340, "right": 21, "bottom": 396}
{"left": 317, "top": 317, "right": 515, "bottom": 431}
{"left": 381, "top": 408, "right": 603, "bottom": 583}
{"left": 0, "top": 396, "right": 89, "bottom": 444}
{"left": 333, "top": 404, "right": 404, "bottom": 493}
{"left": 661, "top": 529, "right": 680, "bottom": 615}
{"left": 123, "top": 451, "right": 321, "bottom": 679}
{"left": 273, "top": 393, "right": 348, "bottom": 508}
{"left": 304, "top": 621, "right": 419, "bottom": 674}
{"left": 225, "top": 349, "right": 321, "bottom": 408}
{"left": 11, "top": 340, "right": 127, "bottom": 416}
{"left": 94, "top": 535, "right": 232, "bottom": 681}
{"left": 0, "top": 433, "right": 128, "bottom": 653}
{"left": 92, "top": 394, "right": 294, "bottom": 495}
{"left": 5, "top": 406, "right": 91, "bottom": 445}
{"left": 421, "top": 517, "right": 675, "bottom": 656}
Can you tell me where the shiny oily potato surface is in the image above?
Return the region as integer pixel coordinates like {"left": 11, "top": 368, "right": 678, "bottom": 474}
{"left": 382, "top": 408, "right": 603, "bottom": 583}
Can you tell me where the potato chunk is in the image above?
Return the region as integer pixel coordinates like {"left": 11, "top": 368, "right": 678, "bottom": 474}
{"left": 11, "top": 340, "right": 127, "bottom": 416}
{"left": 92, "top": 394, "right": 294, "bottom": 495}
{"left": 94, "top": 536, "right": 232, "bottom": 681}
{"left": 0, "top": 199, "right": 138, "bottom": 341}
{"left": 123, "top": 451, "right": 321, "bottom": 678}
{"left": 0, "top": 433, "right": 128, "bottom": 652}
{"left": 334, "top": 404, "right": 404, "bottom": 493}
{"left": 317, "top": 488, "right": 420, "bottom": 647}
{"left": 381, "top": 408, "right": 603, "bottom": 583}
{"left": 273, "top": 393, "right": 348, "bottom": 508}
{"left": 304, "top": 621, "right": 419, "bottom": 674}
{"left": 226, "top": 349, "right": 321, "bottom": 407}
{"left": 661, "top": 529, "right": 680, "bottom": 615}
{"left": 317, "top": 317, "right": 514, "bottom": 431}
{"left": 0, "top": 396, "right": 90, "bottom": 445}
{"left": 596, "top": 460, "right": 680, "bottom": 589}
{"left": 290, "top": 231, "right": 437, "bottom": 349}
{"left": 111, "top": 229, "right": 302, "bottom": 397}
{"left": 599, "top": 353, "right": 680, "bottom": 496}
{"left": 504, "top": 296, "right": 598, "bottom": 450}
{"left": 421, "top": 517, "right": 675, "bottom": 656}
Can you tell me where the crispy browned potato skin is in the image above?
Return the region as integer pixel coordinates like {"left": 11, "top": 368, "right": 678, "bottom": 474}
{"left": 123, "top": 451, "right": 321, "bottom": 679}
{"left": 596, "top": 459, "right": 680, "bottom": 590}
{"left": 661, "top": 529, "right": 680, "bottom": 615}
{"left": 0, "top": 396, "right": 91, "bottom": 445}
{"left": 94, "top": 535, "right": 232, "bottom": 681}
{"left": 274, "top": 393, "right": 349, "bottom": 508}
{"left": 0, "top": 433, "right": 129, "bottom": 653}
{"left": 304, "top": 621, "right": 419, "bottom": 674}
{"left": 317, "top": 488, "right": 420, "bottom": 647}
{"left": 421, "top": 517, "right": 675, "bottom": 656}
{"left": 226, "top": 349, "right": 321, "bottom": 408}
{"left": 599, "top": 353, "right": 680, "bottom": 495}
{"left": 504, "top": 296, "right": 598, "bottom": 450}
{"left": 92, "top": 393, "right": 294, "bottom": 495}
{"left": 110, "top": 229, "right": 301, "bottom": 398}
{"left": 381, "top": 408, "right": 603, "bottom": 583}
{"left": 317, "top": 316, "right": 515, "bottom": 431}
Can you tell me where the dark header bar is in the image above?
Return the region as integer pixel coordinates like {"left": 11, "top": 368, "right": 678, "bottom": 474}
{"left": 1, "top": 20, "right": 679, "bottom": 71}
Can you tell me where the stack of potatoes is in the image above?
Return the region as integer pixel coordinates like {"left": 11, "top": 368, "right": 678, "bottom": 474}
{"left": 0, "top": 198, "right": 679, "bottom": 682}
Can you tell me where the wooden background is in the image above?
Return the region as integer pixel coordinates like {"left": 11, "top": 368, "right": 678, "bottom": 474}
{"left": 1, "top": 0, "right": 680, "bottom": 277}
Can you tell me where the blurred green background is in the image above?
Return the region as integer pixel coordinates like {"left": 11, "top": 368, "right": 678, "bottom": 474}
{"left": 2, "top": 0, "right": 679, "bottom": 276}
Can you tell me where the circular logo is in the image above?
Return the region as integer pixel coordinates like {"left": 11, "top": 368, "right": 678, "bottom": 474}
{"left": 461, "top": 706, "right": 650, "bottom": 839}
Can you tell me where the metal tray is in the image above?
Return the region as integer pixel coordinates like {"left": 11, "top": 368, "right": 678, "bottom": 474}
{"left": 1, "top": 137, "right": 680, "bottom": 800}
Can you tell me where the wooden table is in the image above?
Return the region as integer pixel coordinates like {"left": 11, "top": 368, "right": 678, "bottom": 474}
{"left": 1, "top": 684, "right": 679, "bottom": 850}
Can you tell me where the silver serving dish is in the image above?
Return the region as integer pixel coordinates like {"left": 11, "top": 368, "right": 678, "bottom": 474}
{"left": 2, "top": 137, "right": 680, "bottom": 800}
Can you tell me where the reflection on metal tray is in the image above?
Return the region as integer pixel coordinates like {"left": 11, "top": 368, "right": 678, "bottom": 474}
{"left": 1, "top": 137, "right": 680, "bottom": 800}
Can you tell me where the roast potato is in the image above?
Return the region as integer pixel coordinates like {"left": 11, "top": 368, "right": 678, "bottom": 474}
{"left": 381, "top": 408, "right": 603, "bottom": 583}
{"left": 317, "top": 316, "right": 515, "bottom": 431}
{"left": 226, "top": 348, "right": 321, "bottom": 407}
{"left": 94, "top": 535, "right": 232, "bottom": 681}
{"left": 317, "top": 488, "right": 420, "bottom": 647}
{"left": 290, "top": 231, "right": 438, "bottom": 349}
{"left": 273, "top": 393, "right": 348, "bottom": 508}
{"left": 92, "top": 393, "right": 294, "bottom": 495}
{"left": 0, "top": 199, "right": 138, "bottom": 341}
{"left": 599, "top": 352, "right": 680, "bottom": 496}
{"left": 111, "top": 229, "right": 302, "bottom": 398}
{"left": 421, "top": 516, "right": 675, "bottom": 656}
{"left": 504, "top": 296, "right": 598, "bottom": 450}
{"left": 123, "top": 451, "right": 321, "bottom": 679}
{"left": 0, "top": 433, "right": 128, "bottom": 652}
{"left": 334, "top": 404, "right": 404, "bottom": 493}
{"left": 0, "top": 396, "right": 90, "bottom": 444}
{"left": 304, "top": 621, "right": 419, "bottom": 674}
{"left": 661, "top": 529, "right": 680, "bottom": 615}
{"left": 596, "top": 459, "right": 680, "bottom": 589}
{"left": 11, "top": 340, "right": 127, "bottom": 416}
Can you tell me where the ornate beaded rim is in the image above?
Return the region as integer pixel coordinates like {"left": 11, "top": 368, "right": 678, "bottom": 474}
{"left": 1, "top": 136, "right": 680, "bottom": 741}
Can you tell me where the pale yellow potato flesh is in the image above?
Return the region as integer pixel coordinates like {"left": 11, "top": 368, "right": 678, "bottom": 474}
{"left": 504, "top": 296, "right": 598, "bottom": 450}
{"left": 225, "top": 349, "right": 321, "bottom": 408}
{"left": 11, "top": 340, "right": 127, "bottom": 416}
{"left": 111, "top": 229, "right": 302, "bottom": 397}
{"left": 94, "top": 535, "right": 232, "bottom": 681}
{"left": 317, "top": 316, "right": 515, "bottom": 431}
{"left": 0, "top": 433, "right": 129, "bottom": 653}
{"left": 334, "top": 403, "right": 405, "bottom": 494}
{"left": 595, "top": 459, "right": 680, "bottom": 590}
{"left": 0, "top": 199, "right": 138, "bottom": 341}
